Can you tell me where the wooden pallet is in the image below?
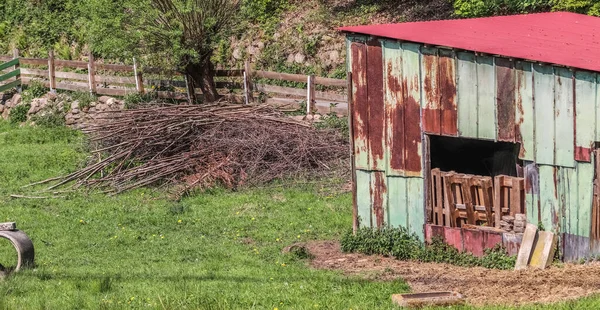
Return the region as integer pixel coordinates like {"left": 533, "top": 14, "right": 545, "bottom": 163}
{"left": 429, "top": 169, "right": 524, "bottom": 229}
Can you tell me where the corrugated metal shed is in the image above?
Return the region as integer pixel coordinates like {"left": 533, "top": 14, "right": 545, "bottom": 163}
{"left": 340, "top": 12, "right": 600, "bottom": 72}
{"left": 343, "top": 12, "right": 600, "bottom": 261}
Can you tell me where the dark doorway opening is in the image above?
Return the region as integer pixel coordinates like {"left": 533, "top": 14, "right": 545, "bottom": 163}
{"left": 429, "top": 135, "right": 522, "bottom": 177}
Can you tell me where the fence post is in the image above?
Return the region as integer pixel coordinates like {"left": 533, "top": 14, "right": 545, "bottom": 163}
{"left": 133, "top": 57, "right": 145, "bottom": 95}
{"left": 12, "top": 49, "right": 21, "bottom": 93}
{"left": 185, "top": 74, "right": 196, "bottom": 104}
{"left": 88, "top": 53, "right": 97, "bottom": 94}
{"left": 244, "top": 61, "right": 253, "bottom": 104}
{"left": 306, "top": 74, "right": 315, "bottom": 115}
{"left": 48, "top": 50, "right": 56, "bottom": 93}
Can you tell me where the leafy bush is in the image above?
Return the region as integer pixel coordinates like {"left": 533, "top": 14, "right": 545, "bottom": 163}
{"left": 69, "top": 91, "right": 96, "bottom": 110}
{"left": 22, "top": 80, "right": 48, "bottom": 104}
{"left": 314, "top": 112, "right": 349, "bottom": 138}
{"left": 9, "top": 104, "right": 31, "bottom": 124}
{"left": 30, "top": 104, "right": 66, "bottom": 128}
{"left": 341, "top": 227, "right": 517, "bottom": 270}
{"left": 123, "top": 92, "right": 157, "bottom": 109}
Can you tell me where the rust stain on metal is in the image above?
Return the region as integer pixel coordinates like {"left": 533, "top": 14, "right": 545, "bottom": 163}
{"left": 403, "top": 78, "right": 423, "bottom": 175}
{"left": 575, "top": 146, "right": 592, "bottom": 162}
{"left": 496, "top": 58, "right": 516, "bottom": 142}
{"left": 351, "top": 43, "right": 370, "bottom": 162}
{"left": 371, "top": 172, "right": 387, "bottom": 228}
{"left": 439, "top": 52, "right": 458, "bottom": 136}
{"left": 515, "top": 66, "right": 526, "bottom": 157}
{"left": 422, "top": 53, "right": 441, "bottom": 134}
{"left": 366, "top": 40, "right": 385, "bottom": 170}
{"left": 524, "top": 163, "right": 539, "bottom": 194}
{"left": 386, "top": 60, "right": 405, "bottom": 171}
{"left": 553, "top": 166, "right": 558, "bottom": 199}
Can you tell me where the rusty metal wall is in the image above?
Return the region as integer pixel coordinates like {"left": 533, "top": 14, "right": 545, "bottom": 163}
{"left": 347, "top": 35, "right": 600, "bottom": 255}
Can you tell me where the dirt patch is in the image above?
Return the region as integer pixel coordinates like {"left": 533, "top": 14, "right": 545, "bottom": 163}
{"left": 306, "top": 240, "right": 600, "bottom": 306}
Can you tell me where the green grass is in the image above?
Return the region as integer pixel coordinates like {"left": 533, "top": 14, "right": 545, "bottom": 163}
{"left": 1, "top": 121, "right": 600, "bottom": 309}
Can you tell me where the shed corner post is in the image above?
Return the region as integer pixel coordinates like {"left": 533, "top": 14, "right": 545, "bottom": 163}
{"left": 348, "top": 72, "right": 358, "bottom": 234}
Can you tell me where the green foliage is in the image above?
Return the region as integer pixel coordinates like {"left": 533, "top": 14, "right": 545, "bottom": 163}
{"left": 454, "top": 0, "right": 552, "bottom": 17}
{"left": 123, "top": 92, "right": 158, "bottom": 109}
{"left": 69, "top": 91, "right": 96, "bottom": 109}
{"left": 241, "top": 0, "right": 289, "bottom": 31}
{"left": 341, "top": 227, "right": 517, "bottom": 270}
{"left": 30, "top": 104, "right": 66, "bottom": 128}
{"left": 552, "top": 0, "right": 600, "bottom": 16}
{"left": 314, "top": 112, "right": 349, "bottom": 138}
{"left": 9, "top": 104, "right": 30, "bottom": 124}
{"left": 21, "top": 80, "right": 48, "bottom": 104}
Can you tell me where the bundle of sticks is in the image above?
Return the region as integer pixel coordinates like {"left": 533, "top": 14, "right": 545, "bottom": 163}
{"left": 36, "top": 104, "right": 349, "bottom": 194}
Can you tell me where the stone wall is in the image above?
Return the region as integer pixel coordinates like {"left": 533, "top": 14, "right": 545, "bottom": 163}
{"left": 0, "top": 93, "right": 124, "bottom": 128}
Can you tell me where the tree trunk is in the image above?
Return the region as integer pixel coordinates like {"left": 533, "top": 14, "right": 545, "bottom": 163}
{"left": 185, "top": 60, "right": 219, "bottom": 103}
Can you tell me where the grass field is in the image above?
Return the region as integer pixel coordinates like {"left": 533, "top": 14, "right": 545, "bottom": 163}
{"left": 0, "top": 121, "right": 600, "bottom": 309}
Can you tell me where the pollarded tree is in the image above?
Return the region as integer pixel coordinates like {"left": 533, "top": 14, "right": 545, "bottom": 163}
{"left": 144, "top": 0, "right": 240, "bottom": 102}
{"left": 81, "top": 0, "right": 240, "bottom": 103}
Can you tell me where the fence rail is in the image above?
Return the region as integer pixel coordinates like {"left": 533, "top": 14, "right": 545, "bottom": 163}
{"left": 0, "top": 53, "right": 21, "bottom": 93}
{"left": 0, "top": 51, "right": 349, "bottom": 115}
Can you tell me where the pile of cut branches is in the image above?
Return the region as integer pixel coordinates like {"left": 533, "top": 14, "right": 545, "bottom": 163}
{"left": 35, "top": 104, "right": 349, "bottom": 195}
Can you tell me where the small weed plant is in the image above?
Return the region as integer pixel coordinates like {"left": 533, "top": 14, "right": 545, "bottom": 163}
{"left": 314, "top": 112, "right": 349, "bottom": 138}
{"left": 70, "top": 91, "right": 97, "bottom": 109}
{"left": 9, "top": 104, "right": 30, "bottom": 124}
{"left": 22, "top": 80, "right": 48, "bottom": 104}
{"left": 31, "top": 104, "right": 66, "bottom": 128}
{"left": 341, "top": 227, "right": 516, "bottom": 270}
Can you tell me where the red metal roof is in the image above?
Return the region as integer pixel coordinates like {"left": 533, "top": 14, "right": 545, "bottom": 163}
{"left": 339, "top": 12, "right": 600, "bottom": 72}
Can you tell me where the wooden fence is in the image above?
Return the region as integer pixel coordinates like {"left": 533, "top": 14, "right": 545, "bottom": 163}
{"left": 0, "top": 51, "right": 22, "bottom": 93}
{"left": 0, "top": 50, "right": 348, "bottom": 115}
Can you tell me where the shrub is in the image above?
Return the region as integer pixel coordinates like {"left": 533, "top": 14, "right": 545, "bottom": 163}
{"left": 9, "top": 104, "right": 31, "bottom": 124}
{"left": 22, "top": 80, "right": 48, "bottom": 104}
{"left": 314, "top": 112, "right": 349, "bottom": 138}
{"left": 341, "top": 227, "right": 517, "bottom": 270}
{"left": 30, "top": 104, "right": 66, "bottom": 128}
{"left": 69, "top": 91, "right": 96, "bottom": 109}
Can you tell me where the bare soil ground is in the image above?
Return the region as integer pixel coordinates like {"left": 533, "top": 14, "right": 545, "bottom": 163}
{"left": 305, "top": 241, "right": 600, "bottom": 306}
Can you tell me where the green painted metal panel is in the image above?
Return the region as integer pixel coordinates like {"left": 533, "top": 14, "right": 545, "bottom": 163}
{"left": 387, "top": 176, "right": 408, "bottom": 228}
{"left": 557, "top": 166, "right": 569, "bottom": 235}
{"left": 525, "top": 163, "right": 540, "bottom": 226}
{"left": 575, "top": 71, "right": 596, "bottom": 161}
{"left": 351, "top": 43, "right": 370, "bottom": 170}
{"left": 533, "top": 64, "right": 555, "bottom": 166}
{"left": 554, "top": 68, "right": 575, "bottom": 167}
{"left": 406, "top": 177, "right": 425, "bottom": 240}
{"left": 345, "top": 35, "right": 367, "bottom": 73}
{"left": 0, "top": 58, "right": 19, "bottom": 71}
{"left": 538, "top": 165, "right": 559, "bottom": 232}
{"left": 370, "top": 171, "right": 388, "bottom": 228}
{"left": 382, "top": 40, "right": 405, "bottom": 176}
{"left": 0, "top": 79, "right": 21, "bottom": 93}
{"left": 515, "top": 61, "right": 535, "bottom": 161}
{"left": 355, "top": 170, "right": 372, "bottom": 228}
{"left": 457, "top": 52, "right": 478, "bottom": 138}
{"left": 569, "top": 166, "right": 581, "bottom": 236}
{"left": 577, "top": 160, "right": 594, "bottom": 237}
{"left": 0, "top": 69, "right": 20, "bottom": 83}
{"left": 400, "top": 42, "right": 423, "bottom": 177}
{"left": 476, "top": 56, "right": 496, "bottom": 140}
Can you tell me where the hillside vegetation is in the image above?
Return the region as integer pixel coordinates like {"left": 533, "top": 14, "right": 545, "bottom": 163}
{"left": 0, "top": 0, "right": 599, "bottom": 78}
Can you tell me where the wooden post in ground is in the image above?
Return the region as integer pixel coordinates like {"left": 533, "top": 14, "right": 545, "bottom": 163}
{"left": 48, "top": 50, "right": 56, "bottom": 93}
{"left": 133, "top": 57, "right": 144, "bottom": 94}
{"left": 306, "top": 74, "right": 315, "bottom": 115}
{"left": 243, "top": 61, "right": 253, "bottom": 104}
{"left": 12, "top": 49, "right": 21, "bottom": 93}
{"left": 185, "top": 74, "right": 196, "bottom": 104}
{"left": 88, "top": 53, "right": 97, "bottom": 94}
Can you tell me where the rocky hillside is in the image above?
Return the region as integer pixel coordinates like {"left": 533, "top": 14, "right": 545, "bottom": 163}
{"left": 223, "top": 0, "right": 454, "bottom": 78}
